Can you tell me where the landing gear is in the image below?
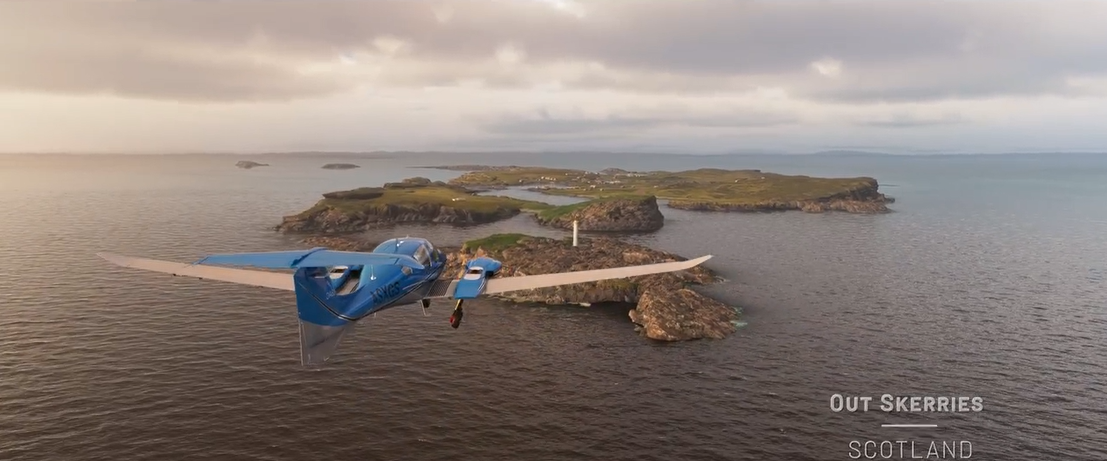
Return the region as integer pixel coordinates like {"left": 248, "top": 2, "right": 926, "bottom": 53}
{"left": 420, "top": 298, "right": 431, "bottom": 316}
{"left": 449, "top": 299, "right": 464, "bottom": 329}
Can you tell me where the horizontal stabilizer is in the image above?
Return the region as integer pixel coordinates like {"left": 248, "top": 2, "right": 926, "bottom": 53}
{"left": 98, "top": 252, "right": 293, "bottom": 291}
{"left": 195, "top": 248, "right": 424, "bottom": 270}
{"left": 483, "top": 255, "right": 712, "bottom": 295}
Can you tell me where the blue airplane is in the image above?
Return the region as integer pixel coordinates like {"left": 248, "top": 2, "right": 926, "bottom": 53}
{"left": 98, "top": 237, "right": 711, "bottom": 367}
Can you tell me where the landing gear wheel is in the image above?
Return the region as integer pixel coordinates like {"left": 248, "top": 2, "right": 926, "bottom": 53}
{"left": 449, "top": 299, "right": 464, "bottom": 329}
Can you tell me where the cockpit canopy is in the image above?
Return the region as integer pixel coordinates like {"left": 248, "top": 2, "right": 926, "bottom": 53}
{"left": 372, "top": 237, "right": 436, "bottom": 267}
{"left": 412, "top": 244, "right": 430, "bottom": 265}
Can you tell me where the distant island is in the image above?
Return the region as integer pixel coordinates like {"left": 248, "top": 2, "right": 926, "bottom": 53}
{"left": 272, "top": 164, "right": 901, "bottom": 342}
{"left": 278, "top": 163, "right": 897, "bottom": 234}
{"left": 427, "top": 165, "right": 894, "bottom": 213}
{"left": 276, "top": 177, "right": 669, "bottom": 234}
{"left": 235, "top": 160, "right": 269, "bottom": 169}
{"left": 321, "top": 163, "right": 360, "bottom": 170}
{"left": 276, "top": 177, "right": 546, "bottom": 233}
{"left": 426, "top": 165, "right": 895, "bottom": 213}
{"left": 299, "top": 233, "right": 739, "bottom": 342}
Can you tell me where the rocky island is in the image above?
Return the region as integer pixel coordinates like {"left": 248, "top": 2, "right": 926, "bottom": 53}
{"left": 276, "top": 163, "right": 897, "bottom": 343}
{"left": 299, "top": 233, "right": 740, "bottom": 341}
{"left": 442, "top": 166, "right": 894, "bottom": 214}
{"left": 534, "top": 195, "right": 665, "bottom": 232}
{"left": 235, "top": 160, "right": 269, "bottom": 169}
{"left": 322, "top": 163, "right": 360, "bottom": 170}
{"left": 276, "top": 178, "right": 550, "bottom": 233}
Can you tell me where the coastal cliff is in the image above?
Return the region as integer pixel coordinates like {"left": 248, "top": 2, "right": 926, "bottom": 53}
{"left": 299, "top": 233, "right": 739, "bottom": 341}
{"left": 534, "top": 196, "right": 665, "bottom": 232}
{"left": 276, "top": 180, "right": 548, "bottom": 233}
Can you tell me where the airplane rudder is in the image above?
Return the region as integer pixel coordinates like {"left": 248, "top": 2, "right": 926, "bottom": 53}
{"left": 292, "top": 267, "right": 356, "bottom": 366}
{"left": 292, "top": 267, "right": 348, "bottom": 326}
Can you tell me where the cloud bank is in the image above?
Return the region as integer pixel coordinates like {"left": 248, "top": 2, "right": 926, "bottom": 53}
{"left": 2, "top": 0, "right": 1106, "bottom": 153}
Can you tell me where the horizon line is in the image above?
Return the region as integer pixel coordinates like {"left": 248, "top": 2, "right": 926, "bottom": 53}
{"left": 2, "top": 150, "right": 1106, "bottom": 157}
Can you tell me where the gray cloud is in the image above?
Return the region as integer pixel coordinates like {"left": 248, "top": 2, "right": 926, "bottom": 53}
{"left": 856, "top": 113, "right": 967, "bottom": 129}
{"left": 482, "top": 108, "right": 798, "bottom": 136}
{"left": 483, "top": 117, "right": 658, "bottom": 135}
{"left": 0, "top": 42, "right": 345, "bottom": 102}
{"left": 1, "top": 1, "right": 1105, "bottom": 102}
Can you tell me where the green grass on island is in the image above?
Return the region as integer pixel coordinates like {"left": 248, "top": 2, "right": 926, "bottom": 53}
{"left": 535, "top": 195, "right": 653, "bottom": 221}
{"left": 450, "top": 167, "right": 880, "bottom": 206}
{"left": 296, "top": 184, "right": 552, "bottom": 218}
{"left": 462, "top": 233, "right": 533, "bottom": 253}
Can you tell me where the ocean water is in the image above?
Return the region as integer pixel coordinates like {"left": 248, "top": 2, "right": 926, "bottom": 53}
{"left": 0, "top": 152, "right": 1105, "bottom": 460}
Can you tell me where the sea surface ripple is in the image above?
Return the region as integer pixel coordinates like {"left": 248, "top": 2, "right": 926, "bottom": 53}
{"left": 1, "top": 153, "right": 1105, "bottom": 460}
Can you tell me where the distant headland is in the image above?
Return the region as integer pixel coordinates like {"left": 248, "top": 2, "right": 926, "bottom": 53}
{"left": 321, "top": 163, "right": 360, "bottom": 170}
{"left": 235, "top": 160, "right": 269, "bottom": 169}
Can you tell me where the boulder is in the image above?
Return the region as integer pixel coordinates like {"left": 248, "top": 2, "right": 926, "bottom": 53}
{"left": 535, "top": 196, "right": 665, "bottom": 232}
{"left": 629, "top": 287, "right": 739, "bottom": 341}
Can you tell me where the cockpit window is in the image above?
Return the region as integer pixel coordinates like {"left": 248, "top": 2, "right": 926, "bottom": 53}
{"left": 412, "top": 246, "right": 430, "bottom": 265}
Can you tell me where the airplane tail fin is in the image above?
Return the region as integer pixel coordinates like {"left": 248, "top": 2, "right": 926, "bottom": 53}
{"left": 297, "top": 319, "right": 356, "bottom": 368}
{"left": 292, "top": 267, "right": 357, "bottom": 368}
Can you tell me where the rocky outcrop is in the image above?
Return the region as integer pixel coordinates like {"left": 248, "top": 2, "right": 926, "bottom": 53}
{"left": 454, "top": 235, "right": 717, "bottom": 303}
{"left": 236, "top": 160, "right": 269, "bottom": 169}
{"left": 535, "top": 196, "right": 665, "bottom": 232}
{"left": 276, "top": 182, "right": 531, "bottom": 234}
{"left": 322, "top": 163, "right": 360, "bottom": 170}
{"left": 457, "top": 235, "right": 737, "bottom": 341}
{"left": 394, "top": 176, "right": 432, "bottom": 185}
{"left": 629, "top": 288, "right": 739, "bottom": 341}
{"left": 277, "top": 203, "right": 520, "bottom": 233}
{"left": 668, "top": 178, "right": 895, "bottom": 214}
{"left": 297, "top": 233, "right": 739, "bottom": 342}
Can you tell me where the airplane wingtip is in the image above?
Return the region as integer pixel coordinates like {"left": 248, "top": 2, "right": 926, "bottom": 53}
{"left": 678, "top": 254, "right": 712, "bottom": 268}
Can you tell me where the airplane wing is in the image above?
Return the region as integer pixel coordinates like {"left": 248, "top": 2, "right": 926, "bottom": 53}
{"left": 97, "top": 252, "right": 294, "bottom": 291}
{"left": 194, "top": 248, "right": 424, "bottom": 270}
{"left": 481, "top": 255, "right": 712, "bottom": 295}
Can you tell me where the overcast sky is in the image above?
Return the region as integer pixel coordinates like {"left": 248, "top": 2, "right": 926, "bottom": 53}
{"left": 2, "top": 0, "right": 1107, "bottom": 154}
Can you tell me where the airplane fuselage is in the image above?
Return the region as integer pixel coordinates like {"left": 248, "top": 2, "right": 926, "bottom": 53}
{"left": 296, "top": 237, "right": 448, "bottom": 324}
